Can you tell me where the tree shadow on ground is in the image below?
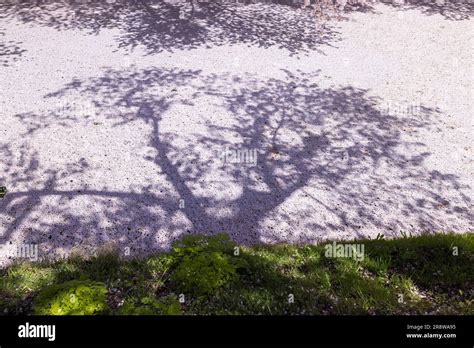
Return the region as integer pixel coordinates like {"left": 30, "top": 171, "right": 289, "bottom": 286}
{"left": 1, "top": 66, "right": 472, "bottom": 263}
{"left": 0, "top": 0, "right": 342, "bottom": 56}
{"left": 380, "top": 0, "right": 474, "bottom": 20}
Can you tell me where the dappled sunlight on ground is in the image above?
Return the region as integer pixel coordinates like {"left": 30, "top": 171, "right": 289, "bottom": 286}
{"left": 0, "top": 1, "right": 472, "bottom": 265}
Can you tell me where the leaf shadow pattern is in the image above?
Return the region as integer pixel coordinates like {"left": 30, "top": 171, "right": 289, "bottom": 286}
{"left": 1, "top": 66, "right": 472, "bottom": 264}
{"left": 380, "top": 0, "right": 474, "bottom": 20}
{"left": 0, "top": 32, "right": 26, "bottom": 67}
{"left": 0, "top": 0, "right": 343, "bottom": 56}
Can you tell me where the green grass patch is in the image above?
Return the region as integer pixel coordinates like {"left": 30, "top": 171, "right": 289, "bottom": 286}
{"left": 0, "top": 232, "right": 472, "bottom": 315}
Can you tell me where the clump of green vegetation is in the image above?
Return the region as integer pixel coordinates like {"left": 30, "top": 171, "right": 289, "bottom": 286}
{"left": 32, "top": 280, "right": 108, "bottom": 315}
{"left": 169, "top": 233, "right": 244, "bottom": 297}
{"left": 145, "top": 254, "right": 177, "bottom": 290}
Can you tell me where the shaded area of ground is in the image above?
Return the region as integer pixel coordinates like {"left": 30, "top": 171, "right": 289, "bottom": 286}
{"left": 1, "top": 66, "right": 472, "bottom": 262}
{"left": 0, "top": 1, "right": 472, "bottom": 264}
{"left": 0, "top": 0, "right": 341, "bottom": 55}
{"left": 381, "top": 0, "right": 474, "bottom": 21}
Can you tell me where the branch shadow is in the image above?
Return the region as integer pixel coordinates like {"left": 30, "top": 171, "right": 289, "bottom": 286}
{"left": 1, "top": 66, "right": 472, "bottom": 264}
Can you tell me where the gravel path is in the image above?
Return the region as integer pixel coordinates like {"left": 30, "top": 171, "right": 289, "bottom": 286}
{"left": 0, "top": 1, "right": 472, "bottom": 265}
